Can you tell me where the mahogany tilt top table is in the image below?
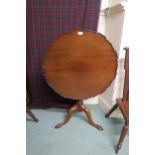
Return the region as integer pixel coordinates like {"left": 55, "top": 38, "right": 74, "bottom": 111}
{"left": 43, "top": 30, "right": 117, "bottom": 130}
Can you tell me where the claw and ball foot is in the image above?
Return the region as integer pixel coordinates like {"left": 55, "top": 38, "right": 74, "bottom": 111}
{"left": 55, "top": 104, "right": 78, "bottom": 128}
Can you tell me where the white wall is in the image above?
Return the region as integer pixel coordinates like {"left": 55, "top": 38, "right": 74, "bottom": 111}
{"left": 97, "top": 4, "right": 126, "bottom": 117}
{"left": 84, "top": 1, "right": 128, "bottom": 110}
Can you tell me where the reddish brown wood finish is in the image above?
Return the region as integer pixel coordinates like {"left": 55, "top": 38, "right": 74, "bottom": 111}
{"left": 55, "top": 100, "right": 103, "bottom": 130}
{"left": 105, "top": 47, "right": 129, "bottom": 153}
{"left": 43, "top": 30, "right": 117, "bottom": 99}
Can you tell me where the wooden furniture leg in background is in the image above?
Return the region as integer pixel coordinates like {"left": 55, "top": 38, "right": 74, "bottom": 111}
{"left": 115, "top": 119, "right": 129, "bottom": 153}
{"left": 26, "top": 106, "right": 38, "bottom": 122}
{"left": 105, "top": 103, "right": 118, "bottom": 118}
{"left": 26, "top": 71, "right": 39, "bottom": 123}
{"left": 105, "top": 47, "right": 129, "bottom": 153}
{"left": 55, "top": 100, "right": 103, "bottom": 130}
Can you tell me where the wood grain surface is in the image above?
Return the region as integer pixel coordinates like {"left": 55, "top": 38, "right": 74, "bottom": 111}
{"left": 43, "top": 30, "right": 117, "bottom": 99}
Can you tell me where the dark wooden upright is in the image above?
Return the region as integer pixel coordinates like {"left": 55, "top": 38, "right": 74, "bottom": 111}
{"left": 26, "top": 72, "right": 38, "bottom": 122}
{"left": 43, "top": 30, "right": 117, "bottom": 130}
{"left": 105, "top": 47, "right": 129, "bottom": 153}
{"left": 26, "top": 93, "right": 38, "bottom": 123}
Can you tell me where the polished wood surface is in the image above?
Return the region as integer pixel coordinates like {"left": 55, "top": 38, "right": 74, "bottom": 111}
{"left": 43, "top": 30, "right": 117, "bottom": 99}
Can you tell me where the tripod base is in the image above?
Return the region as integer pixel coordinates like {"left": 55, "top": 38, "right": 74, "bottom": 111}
{"left": 55, "top": 100, "right": 103, "bottom": 130}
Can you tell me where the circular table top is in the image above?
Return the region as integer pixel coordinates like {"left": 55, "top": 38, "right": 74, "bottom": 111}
{"left": 43, "top": 30, "right": 117, "bottom": 99}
